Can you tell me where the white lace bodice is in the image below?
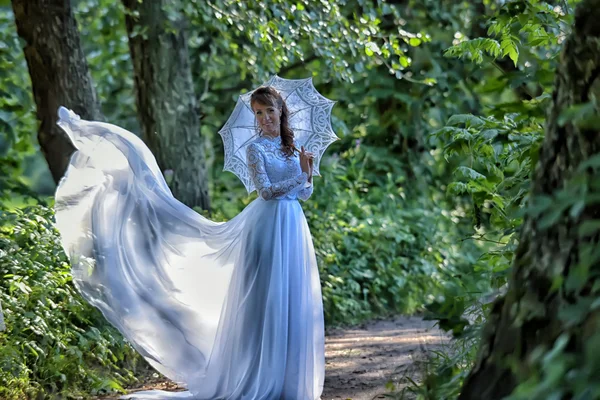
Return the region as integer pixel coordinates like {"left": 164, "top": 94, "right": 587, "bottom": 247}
{"left": 246, "top": 135, "right": 313, "bottom": 201}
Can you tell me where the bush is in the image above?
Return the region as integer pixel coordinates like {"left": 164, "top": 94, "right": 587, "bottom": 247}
{"left": 307, "top": 145, "right": 454, "bottom": 324}
{"left": 0, "top": 205, "right": 141, "bottom": 399}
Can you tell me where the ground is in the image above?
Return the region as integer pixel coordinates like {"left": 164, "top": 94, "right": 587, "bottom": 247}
{"left": 99, "top": 315, "right": 447, "bottom": 400}
{"left": 322, "top": 316, "right": 447, "bottom": 400}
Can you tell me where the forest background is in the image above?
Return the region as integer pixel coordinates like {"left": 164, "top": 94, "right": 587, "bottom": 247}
{"left": 2, "top": 0, "right": 598, "bottom": 399}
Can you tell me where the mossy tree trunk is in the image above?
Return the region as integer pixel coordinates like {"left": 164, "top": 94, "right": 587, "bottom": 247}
{"left": 122, "top": 0, "right": 210, "bottom": 210}
{"left": 459, "top": 1, "right": 600, "bottom": 398}
{"left": 11, "top": 0, "right": 102, "bottom": 184}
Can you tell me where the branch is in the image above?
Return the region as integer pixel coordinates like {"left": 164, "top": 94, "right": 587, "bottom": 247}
{"left": 213, "top": 53, "right": 319, "bottom": 96}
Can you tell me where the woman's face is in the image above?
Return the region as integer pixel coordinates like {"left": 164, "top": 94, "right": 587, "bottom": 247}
{"left": 252, "top": 101, "right": 281, "bottom": 136}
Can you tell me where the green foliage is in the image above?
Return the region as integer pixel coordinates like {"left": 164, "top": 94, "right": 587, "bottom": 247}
{"left": 496, "top": 146, "right": 600, "bottom": 400}
{"left": 0, "top": 0, "right": 497, "bottom": 395}
{"left": 434, "top": 110, "right": 544, "bottom": 235}
{"left": 411, "top": 1, "right": 579, "bottom": 398}
{"left": 0, "top": 9, "right": 50, "bottom": 205}
{"left": 308, "top": 145, "right": 452, "bottom": 324}
{"left": 2, "top": 1, "right": 473, "bottom": 395}
{"left": 444, "top": 0, "right": 570, "bottom": 69}
{"left": 0, "top": 206, "right": 141, "bottom": 399}
{"left": 181, "top": 0, "right": 424, "bottom": 84}
{"left": 76, "top": 0, "right": 138, "bottom": 131}
{"left": 3, "top": 0, "right": 592, "bottom": 398}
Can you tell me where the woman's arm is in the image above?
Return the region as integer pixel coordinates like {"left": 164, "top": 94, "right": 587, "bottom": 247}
{"left": 297, "top": 181, "right": 313, "bottom": 201}
{"left": 246, "top": 143, "right": 308, "bottom": 200}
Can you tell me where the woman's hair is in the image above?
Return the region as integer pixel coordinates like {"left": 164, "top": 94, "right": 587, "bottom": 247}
{"left": 250, "top": 86, "right": 296, "bottom": 156}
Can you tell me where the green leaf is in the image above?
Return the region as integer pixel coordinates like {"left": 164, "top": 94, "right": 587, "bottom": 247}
{"left": 447, "top": 182, "right": 470, "bottom": 195}
{"left": 578, "top": 220, "right": 600, "bottom": 237}
{"left": 538, "top": 206, "right": 565, "bottom": 229}
{"left": 455, "top": 166, "right": 486, "bottom": 181}
{"left": 399, "top": 55, "right": 409, "bottom": 68}
{"left": 577, "top": 153, "right": 600, "bottom": 172}
{"left": 508, "top": 46, "right": 519, "bottom": 66}
{"left": 365, "top": 42, "right": 380, "bottom": 56}
{"left": 447, "top": 114, "right": 486, "bottom": 128}
{"left": 558, "top": 102, "right": 596, "bottom": 126}
{"left": 409, "top": 37, "right": 421, "bottom": 46}
{"left": 569, "top": 200, "right": 585, "bottom": 218}
{"left": 501, "top": 36, "right": 519, "bottom": 66}
{"left": 481, "top": 129, "right": 500, "bottom": 140}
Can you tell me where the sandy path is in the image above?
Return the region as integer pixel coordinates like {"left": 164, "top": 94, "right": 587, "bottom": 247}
{"left": 322, "top": 316, "right": 447, "bottom": 400}
{"left": 98, "top": 315, "right": 447, "bottom": 400}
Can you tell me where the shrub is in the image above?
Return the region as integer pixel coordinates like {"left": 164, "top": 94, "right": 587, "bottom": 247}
{"left": 0, "top": 205, "right": 141, "bottom": 399}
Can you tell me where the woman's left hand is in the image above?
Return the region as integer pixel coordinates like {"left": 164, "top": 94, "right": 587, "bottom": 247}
{"left": 299, "top": 146, "right": 315, "bottom": 183}
{"left": 307, "top": 152, "right": 314, "bottom": 183}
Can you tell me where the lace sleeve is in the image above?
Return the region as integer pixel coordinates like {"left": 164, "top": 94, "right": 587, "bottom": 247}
{"left": 297, "top": 182, "right": 313, "bottom": 201}
{"left": 246, "top": 143, "right": 308, "bottom": 200}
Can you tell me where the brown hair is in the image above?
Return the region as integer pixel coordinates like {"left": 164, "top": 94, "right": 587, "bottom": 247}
{"left": 250, "top": 86, "right": 296, "bottom": 157}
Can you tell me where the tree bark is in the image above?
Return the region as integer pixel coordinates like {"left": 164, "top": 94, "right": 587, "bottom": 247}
{"left": 459, "top": 0, "right": 600, "bottom": 398}
{"left": 122, "top": 0, "right": 210, "bottom": 210}
{"left": 11, "top": 0, "right": 102, "bottom": 184}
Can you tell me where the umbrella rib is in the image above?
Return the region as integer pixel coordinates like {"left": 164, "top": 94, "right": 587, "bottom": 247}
{"left": 284, "top": 85, "right": 302, "bottom": 103}
{"left": 284, "top": 78, "right": 319, "bottom": 104}
{"left": 283, "top": 90, "right": 295, "bottom": 103}
{"left": 291, "top": 127, "right": 316, "bottom": 133}
{"left": 288, "top": 106, "right": 313, "bottom": 118}
{"left": 233, "top": 133, "right": 260, "bottom": 154}
{"left": 242, "top": 100, "right": 255, "bottom": 114}
{"left": 282, "top": 79, "right": 308, "bottom": 102}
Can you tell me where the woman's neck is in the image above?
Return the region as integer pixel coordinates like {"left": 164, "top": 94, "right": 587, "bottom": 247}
{"left": 262, "top": 132, "right": 280, "bottom": 139}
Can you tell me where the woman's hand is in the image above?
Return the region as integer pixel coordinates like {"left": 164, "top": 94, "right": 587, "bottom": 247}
{"left": 300, "top": 146, "right": 311, "bottom": 175}
{"left": 300, "top": 146, "right": 315, "bottom": 183}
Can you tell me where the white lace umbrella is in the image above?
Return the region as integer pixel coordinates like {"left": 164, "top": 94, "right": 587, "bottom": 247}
{"left": 218, "top": 75, "right": 339, "bottom": 193}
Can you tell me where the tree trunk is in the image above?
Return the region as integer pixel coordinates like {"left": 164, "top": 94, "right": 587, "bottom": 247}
{"left": 11, "top": 0, "right": 102, "bottom": 184}
{"left": 460, "top": 0, "right": 600, "bottom": 398}
{"left": 122, "top": 0, "right": 210, "bottom": 210}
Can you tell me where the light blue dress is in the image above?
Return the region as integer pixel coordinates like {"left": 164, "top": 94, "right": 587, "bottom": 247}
{"left": 54, "top": 109, "right": 325, "bottom": 399}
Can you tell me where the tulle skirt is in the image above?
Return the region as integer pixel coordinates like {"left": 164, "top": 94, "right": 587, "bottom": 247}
{"left": 54, "top": 110, "right": 325, "bottom": 399}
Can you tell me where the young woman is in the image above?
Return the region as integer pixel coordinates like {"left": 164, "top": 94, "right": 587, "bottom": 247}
{"left": 54, "top": 86, "right": 325, "bottom": 399}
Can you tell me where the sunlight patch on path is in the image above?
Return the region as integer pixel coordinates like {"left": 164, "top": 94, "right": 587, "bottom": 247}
{"left": 322, "top": 316, "right": 448, "bottom": 400}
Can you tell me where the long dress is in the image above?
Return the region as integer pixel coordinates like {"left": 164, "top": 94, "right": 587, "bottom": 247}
{"left": 53, "top": 110, "right": 325, "bottom": 400}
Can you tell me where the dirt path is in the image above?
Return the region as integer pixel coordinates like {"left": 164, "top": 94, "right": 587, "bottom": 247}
{"left": 101, "top": 315, "right": 447, "bottom": 400}
{"left": 322, "top": 316, "right": 447, "bottom": 400}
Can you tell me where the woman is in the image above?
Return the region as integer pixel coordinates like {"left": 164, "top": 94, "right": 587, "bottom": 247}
{"left": 54, "top": 86, "right": 325, "bottom": 399}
